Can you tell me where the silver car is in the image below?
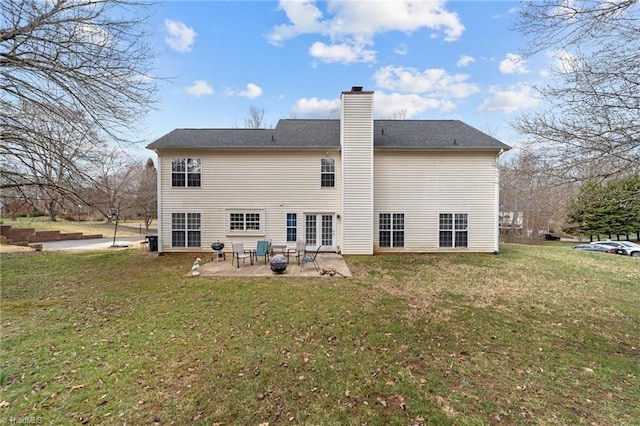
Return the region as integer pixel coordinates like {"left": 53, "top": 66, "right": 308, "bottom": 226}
{"left": 593, "top": 241, "right": 640, "bottom": 257}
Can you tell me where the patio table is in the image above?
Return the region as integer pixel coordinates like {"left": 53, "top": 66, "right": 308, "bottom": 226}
{"left": 270, "top": 244, "right": 288, "bottom": 260}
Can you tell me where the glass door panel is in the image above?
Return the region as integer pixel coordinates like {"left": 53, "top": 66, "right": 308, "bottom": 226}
{"left": 305, "top": 213, "right": 335, "bottom": 251}
{"left": 305, "top": 214, "right": 317, "bottom": 246}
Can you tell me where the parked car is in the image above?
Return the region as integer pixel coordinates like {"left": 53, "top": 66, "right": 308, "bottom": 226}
{"left": 593, "top": 241, "right": 640, "bottom": 257}
{"left": 573, "top": 244, "right": 624, "bottom": 255}
{"left": 544, "top": 233, "right": 561, "bottom": 241}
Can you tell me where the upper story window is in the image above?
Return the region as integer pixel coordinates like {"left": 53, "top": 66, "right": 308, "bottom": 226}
{"left": 321, "top": 158, "right": 335, "bottom": 187}
{"left": 172, "top": 158, "right": 201, "bottom": 187}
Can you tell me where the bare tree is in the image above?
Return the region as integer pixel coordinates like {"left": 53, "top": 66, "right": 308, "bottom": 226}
{"left": 512, "top": 0, "right": 640, "bottom": 180}
{"left": 328, "top": 108, "right": 341, "bottom": 119}
{"left": 1, "top": 0, "right": 158, "bottom": 156}
{"left": 244, "top": 106, "right": 265, "bottom": 129}
{"left": 1, "top": 102, "right": 103, "bottom": 220}
{"left": 135, "top": 158, "right": 157, "bottom": 231}
{"left": 88, "top": 149, "right": 138, "bottom": 222}
{"left": 500, "top": 149, "right": 576, "bottom": 242}
{"left": 389, "top": 109, "right": 408, "bottom": 120}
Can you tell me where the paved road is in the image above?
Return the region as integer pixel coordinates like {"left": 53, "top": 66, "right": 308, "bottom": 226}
{"left": 40, "top": 236, "right": 147, "bottom": 251}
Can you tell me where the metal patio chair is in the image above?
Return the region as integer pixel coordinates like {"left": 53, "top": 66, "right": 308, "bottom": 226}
{"left": 300, "top": 245, "right": 321, "bottom": 271}
{"left": 291, "top": 239, "right": 307, "bottom": 265}
{"left": 253, "top": 240, "right": 271, "bottom": 265}
{"left": 231, "top": 242, "right": 253, "bottom": 268}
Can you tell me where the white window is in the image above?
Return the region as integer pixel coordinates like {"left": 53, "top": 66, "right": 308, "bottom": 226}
{"left": 227, "top": 210, "right": 264, "bottom": 233}
{"left": 171, "top": 212, "right": 201, "bottom": 247}
{"left": 379, "top": 213, "right": 405, "bottom": 247}
{"left": 171, "top": 158, "right": 201, "bottom": 187}
{"left": 321, "top": 158, "right": 335, "bottom": 187}
{"left": 439, "top": 213, "right": 468, "bottom": 248}
{"left": 286, "top": 213, "right": 297, "bottom": 242}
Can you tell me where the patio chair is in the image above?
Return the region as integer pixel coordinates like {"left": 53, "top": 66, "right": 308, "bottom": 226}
{"left": 290, "top": 240, "right": 306, "bottom": 265}
{"left": 300, "top": 246, "right": 321, "bottom": 271}
{"left": 231, "top": 242, "right": 253, "bottom": 268}
{"left": 253, "top": 240, "right": 271, "bottom": 265}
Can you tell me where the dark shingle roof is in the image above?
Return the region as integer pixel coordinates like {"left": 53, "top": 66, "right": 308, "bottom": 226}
{"left": 147, "top": 119, "right": 510, "bottom": 151}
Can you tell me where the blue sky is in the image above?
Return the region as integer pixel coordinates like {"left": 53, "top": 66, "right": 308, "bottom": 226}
{"left": 136, "top": 0, "right": 559, "bottom": 158}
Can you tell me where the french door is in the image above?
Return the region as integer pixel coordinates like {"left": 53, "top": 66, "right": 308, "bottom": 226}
{"left": 304, "top": 213, "right": 335, "bottom": 251}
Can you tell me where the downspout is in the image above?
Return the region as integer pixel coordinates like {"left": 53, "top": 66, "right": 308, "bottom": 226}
{"left": 494, "top": 149, "right": 505, "bottom": 254}
{"left": 156, "top": 153, "right": 163, "bottom": 254}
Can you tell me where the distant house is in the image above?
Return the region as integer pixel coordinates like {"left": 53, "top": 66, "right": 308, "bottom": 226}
{"left": 147, "top": 87, "right": 510, "bottom": 255}
{"left": 499, "top": 203, "right": 524, "bottom": 231}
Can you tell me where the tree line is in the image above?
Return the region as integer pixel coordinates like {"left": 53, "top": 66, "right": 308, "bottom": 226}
{"left": 500, "top": 0, "right": 639, "bottom": 243}
{"left": 2, "top": 152, "right": 157, "bottom": 230}
{"left": 1, "top": 0, "right": 158, "bottom": 227}
{"left": 566, "top": 176, "right": 640, "bottom": 241}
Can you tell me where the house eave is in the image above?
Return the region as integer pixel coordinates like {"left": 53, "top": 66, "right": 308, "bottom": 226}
{"left": 374, "top": 146, "right": 510, "bottom": 152}
{"left": 146, "top": 145, "right": 342, "bottom": 151}
{"left": 147, "top": 145, "right": 508, "bottom": 152}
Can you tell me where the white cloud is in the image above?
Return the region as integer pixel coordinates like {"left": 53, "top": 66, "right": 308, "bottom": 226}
{"left": 185, "top": 80, "right": 213, "bottom": 97}
{"left": 394, "top": 43, "right": 408, "bottom": 56}
{"left": 550, "top": 0, "right": 579, "bottom": 19}
{"left": 309, "top": 41, "right": 376, "bottom": 63}
{"left": 547, "top": 49, "right": 581, "bottom": 73}
{"left": 268, "top": 0, "right": 464, "bottom": 62}
{"left": 77, "top": 22, "right": 112, "bottom": 47}
{"left": 292, "top": 91, "right": 457, "bottom": 119}
{"left": 132, "top": 73, "right": 153, "bottom": 83}
{"left": 373, "top": 65, "right": 480, "bottom": 99}
{"left": 165, "top": 19, "right": 197, "bottom": 53}
{"left": 374, "top": 92, "right": 456, "bottom": 117}
{"left": 269, "top": 0, "right": 464, "bottom": 43}
{"left": 499, "top": 53, "right": 529, "bottom": 74}
{"left": 478, "top": 84, "right": 539, "bottom": 113}
{"left": 292, "top": 97, "right": 341, "bottom": 117}
{"left": 457, "top": 55, "right": 475, "bottom": 68}
{"left": 226, "top": 83, "right": 264, "bottom": 99}
{"left": 492, "top": 6, "right": 520, "bottom": 19}
{"left": 268, "top": 0, "right": 327, "bottom": 45}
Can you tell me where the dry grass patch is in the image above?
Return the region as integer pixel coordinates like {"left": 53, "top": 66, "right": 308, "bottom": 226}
{"left": 2, "top": 217, "right": 150, "bottom": 237}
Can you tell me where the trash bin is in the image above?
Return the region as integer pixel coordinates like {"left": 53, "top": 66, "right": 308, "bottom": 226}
{"left": 147, "top": 235, "right": 158, "bottom": 252}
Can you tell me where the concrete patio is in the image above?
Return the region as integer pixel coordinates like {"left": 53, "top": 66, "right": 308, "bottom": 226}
{"left": 192, "top": 252, "right": 352, "bottom": 277}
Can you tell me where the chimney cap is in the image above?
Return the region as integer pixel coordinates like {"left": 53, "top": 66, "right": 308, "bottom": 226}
{"left": 341, "top": 86, "right": 373, "bottom": 96}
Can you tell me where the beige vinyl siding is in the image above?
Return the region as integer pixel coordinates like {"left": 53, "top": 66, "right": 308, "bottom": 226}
{"left": 341, "top": 92, "right": 374, "bottom": 254}
{"left": 374, "top": 150, "right": 499, "bottom": 253}
{"left": 157, "top": 149, "right": 341, "bottom": 253}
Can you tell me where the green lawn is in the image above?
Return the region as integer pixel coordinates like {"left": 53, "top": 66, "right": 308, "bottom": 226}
{"left": 1, "top": 245, "right": 639, "bottom": 425}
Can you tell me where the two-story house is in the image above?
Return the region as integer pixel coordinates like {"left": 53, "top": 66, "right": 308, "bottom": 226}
{"left": 147, "top": 86, "right": 510, "bottom": 255}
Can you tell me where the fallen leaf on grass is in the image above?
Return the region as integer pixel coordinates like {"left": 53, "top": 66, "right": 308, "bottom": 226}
{"left": 69, "top": 384, "right": 86, "bottom": 392}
